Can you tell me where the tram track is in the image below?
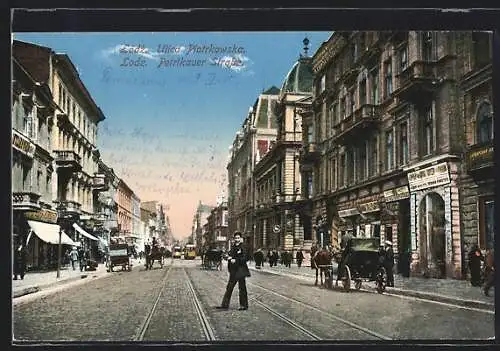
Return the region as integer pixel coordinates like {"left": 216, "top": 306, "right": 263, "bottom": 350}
{"left": 246, "top": 280, "right": 392, "bottom": 340}
{"left": 205, "top": 270, "right": 388, "bottom": 341}
{"left": 183, "top": 268, "right": 217, "bottom": 341}
{"left": 134, "top": 265, "right": 217, "bottom": 342}
{"left": 134, "top": 266, "right": 172, "bottom": 341}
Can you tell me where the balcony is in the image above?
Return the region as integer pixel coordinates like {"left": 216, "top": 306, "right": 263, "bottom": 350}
{"left": 335, "top": 104, "right": 381, "bottom": 144}
{"left": 92, "top": 173, "right": 109, "bottom": 191}
{"left": 54, "top": 150, "right": 82, "bottom": 171}
{"left": 299, "top": 142, "right": 321, "bottom": 165}
{"left": 466, "top": 141, "right": 494, "bottom": 175}
{"left": 341, "top": 67, "right": 360, "bottom": 86}
{"left": 395, "top": 61, "right": 440, "bottom": 103}
{"left": 12, "top": 192, "right": 41, "bottom": 211}
{"left": 58, "top": 200, "right": 82, "bottom": 215}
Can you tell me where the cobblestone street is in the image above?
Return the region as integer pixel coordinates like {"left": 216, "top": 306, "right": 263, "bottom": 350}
{"left": 13, "top": 258, "right": 495, "bottom": 342}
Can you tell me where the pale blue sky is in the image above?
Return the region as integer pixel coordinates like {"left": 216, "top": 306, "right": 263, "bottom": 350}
{"left": 13, "top": 32, "right": 332, "bottom": 238}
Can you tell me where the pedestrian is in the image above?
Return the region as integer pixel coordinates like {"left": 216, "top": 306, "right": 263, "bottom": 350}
{"left": 296, "top": 249, "right": 304, "bottom": 268}
{"left": 285, "top": 251, "right": 292, "bottom": 268}
{"left": 384, "top": 241, "right": 395, "bottom": 287}
{"left": 468, "top": 244, "right": 483, "bottom": 287}
{"left": 13, "top": 242, "right": 26, "bottom": 280}
{"left": 78, "top": 245, "right": 87, "bottom": 272}
{"left": 253, "top": 248, "right": 264, "bottom": 269}
{"left": 272, "top": 250, "right": 279, "bottom": 267}
{"left": 483, "top": 248, "right": 494, "bottom": 296}
{"left": 69, "top": 246, "right": 78, "bottom": 270}
{"left": 217, "top": 231, "right": 250, "bottom": 310}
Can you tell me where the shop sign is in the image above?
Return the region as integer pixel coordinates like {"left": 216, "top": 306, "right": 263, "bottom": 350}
{"left": 338, "top": 208, "right": 359, "bottom": 217}
{"left": 466, "top": 143, "right": 494, "bottom": 171}
{"left": 25, "top": 209, "right": 58, "bottom": 224}
{"left": 12, "top": 130, "right": 36, "bottom": 158}
{"left": 216, "top": 236, "right": 227, "bottom": 241}
{"left": 407, "top": 162, "right": 450, "bottom": 192}
{"left": 358, "top": 201, "right": 380, "bottom": 213}
{"left": 383, "top": 185, "right": 410, "bottom": 202}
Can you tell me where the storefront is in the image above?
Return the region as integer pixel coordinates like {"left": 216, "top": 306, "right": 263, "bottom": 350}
{"left": 382, "top": 185, "right": 411, "bottom": 275}
{"left": 22, "top": 209, "right": 77, "bottom": 271}
{"left": 336, "top": 194, "right": 383, "bottom": 244}
{"left": 407, "top": 161, "right": 462, "bottom": 279}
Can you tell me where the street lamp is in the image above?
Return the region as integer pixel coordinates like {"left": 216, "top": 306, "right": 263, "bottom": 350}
{"left": 56, "top": 202, "right": 66, "bottom": 279}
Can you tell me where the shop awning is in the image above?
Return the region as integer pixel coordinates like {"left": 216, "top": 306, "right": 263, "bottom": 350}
{"left": 27, "top": 220, "right": 77, "bottom": 246}
{"left": 73, "top": 223, "right": 99, "bottom": 241}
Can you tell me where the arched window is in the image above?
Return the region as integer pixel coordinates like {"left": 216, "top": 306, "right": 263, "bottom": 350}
{"left": 476, "top": 101, "right": 493, "bottom": 144}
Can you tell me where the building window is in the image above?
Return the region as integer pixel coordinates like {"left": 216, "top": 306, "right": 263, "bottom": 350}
{"left": 476, "top": 101, "right": 493, "bottom": 144}
{"left": 359, "top": 142, "right": 367, "bottom": 180}
{"left": 62, "top": 90, "right": 66, "bottom": 110}
{"left": 385, "top": 130, "right": 393, "bottom": 170}
{"left": 472, "top": 32, "right": 492, "bottom": 69}
{"left": 307, "top": 126, "right": 313, "bottom": 143}
{"left": 22, "top": 166, "right": 30, "bottom": 191}
{"left": 371, "top": 68, "right": 379, "bottom": 104}
{"left": 349, "top": 89, "right": 356, "bottom": 115}
{"left": 340, "top": 97, "right": 346, "bottom": 120}
{"left": 399, "top": 122, "right": 409, "bottom": 165}
{"left": 58, "top": 83, "right": 63, "bottom": 106}
{"left": 369, "top": 136, "right": 378, "bottom": 176}
{"left": 422, "top": 31, "right": 436, "bottom": 61}
{"left": 339, "top": 154, "right": 346, "bottom": 187}
{"left": 37, "top": 170, "right": 42, "bottom": 189}
{"left": 400, "top": 45, "right": 408, "bottom": 71}
{"left": 320, "top": 74, "right": 326, "bottom": 93}
{"left": 359, "top": 79, "right": 367, "bottom": 106}
{"left": 46, "top": 173, "right": 51, "bottom": 195}
{"left": 346, "top": 149, "right": 354, "bottom": 184}
{"left": 422, "top": 103, "right": 434, "bottom": 156}
{"left": 23, "top": 109, "right": 33, "bottom": 138}
{"left": 384, "top": 59, "right": 393, "bottom": 98}
{"left": 72, "top": 102, "right": 76, "bottom": 121}
{"left": 479, "top": 197, "right": 495, "bottom": 250}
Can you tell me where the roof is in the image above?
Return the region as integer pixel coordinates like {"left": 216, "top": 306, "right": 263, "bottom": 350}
{"left": 280, "top": 56, "right": 313, "bottom": 95}
{"left": 263, "top": 86, "right": 281, "bottom": 95}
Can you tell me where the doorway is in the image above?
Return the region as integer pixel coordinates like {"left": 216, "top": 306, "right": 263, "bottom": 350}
{"left": 419, "top": 192, "right": 446, "bottom": 278}
{"left": 398, "top": 199, "right": 411, "bottom": 277}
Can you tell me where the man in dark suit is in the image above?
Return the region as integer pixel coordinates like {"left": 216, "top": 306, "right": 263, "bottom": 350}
{"left": 217, "top": 232, "right": 250, "bottom": 310}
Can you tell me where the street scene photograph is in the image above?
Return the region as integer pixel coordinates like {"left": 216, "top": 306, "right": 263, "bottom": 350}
{"left": 11, "top": 28, "right": 495, "bottom": 343}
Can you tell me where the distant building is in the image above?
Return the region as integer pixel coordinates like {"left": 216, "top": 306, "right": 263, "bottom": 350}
{"left": 227, "top": 86, "right": 280, "bottom": 253}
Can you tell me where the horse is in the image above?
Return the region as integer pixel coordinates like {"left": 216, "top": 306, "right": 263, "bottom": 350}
{"left": 311, "top": 248, "right": 334, "bottom": 287}
{"left": 144, "top": 244, "right": 164, "bottom": 269}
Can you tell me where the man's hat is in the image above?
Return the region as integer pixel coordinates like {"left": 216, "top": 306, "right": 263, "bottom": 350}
{"left": 233, "top": 231, "right": 242, "bottom": 237}
{"left": 385, "top": 240, "right": 393, "bottom": 246}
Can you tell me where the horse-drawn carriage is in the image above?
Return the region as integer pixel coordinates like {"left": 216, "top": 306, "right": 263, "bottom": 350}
{"left": 202, "top": 248, "right": 223, "bottom": 270}
{"left": 107, "top": 243, "right": 132, "bottom": 272}
{"left": 144, "top": 244, "right": 164, "bottom": 270}
{"left": 336, "top": 238, "right": 387, "bottom": 293}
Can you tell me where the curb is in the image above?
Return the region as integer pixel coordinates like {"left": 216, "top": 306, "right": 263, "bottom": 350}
{"left": 12, "top": 270, "right": 109, "bottom": 299}
{"left": 250, "top": 266, "right": 495, "bottom": 312}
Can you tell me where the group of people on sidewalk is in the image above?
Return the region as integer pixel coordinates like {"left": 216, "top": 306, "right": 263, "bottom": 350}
{"left": 252, "top": 248, "right": 305, "bottom": 269}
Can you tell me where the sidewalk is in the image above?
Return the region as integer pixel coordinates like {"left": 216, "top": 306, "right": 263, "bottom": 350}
{"left": 12, "top": 262, "right": 110, "bottom": 299}
{"left": 250, "top": 262, "right": 495, "bottom": 311}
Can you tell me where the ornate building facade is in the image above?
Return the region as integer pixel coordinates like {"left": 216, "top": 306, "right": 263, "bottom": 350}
{"left": 13, "top": 40, "right": 108, "bottom": 267}
{"left": 254, "top": 40, "right": 313, "bottom": 256}
{"left": 227, "top": 86, "right": 280, "bottom": 253}
{"left": 301, "top": 31, "right": 493, "bottom": 279}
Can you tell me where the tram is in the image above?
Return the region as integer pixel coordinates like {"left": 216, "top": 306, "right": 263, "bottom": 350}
{"left": 173, "top": 246, "right": 182, "bottom": 259}
{"left": 184, "top": 244, "right": 197, "bottom": 260}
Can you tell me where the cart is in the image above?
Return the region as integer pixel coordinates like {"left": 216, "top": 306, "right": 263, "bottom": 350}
{"left": 337, "top": 238, "right": 387, "bottom": 293}
{"left": 107, "top": 243, "right": 132, "bottom": 272}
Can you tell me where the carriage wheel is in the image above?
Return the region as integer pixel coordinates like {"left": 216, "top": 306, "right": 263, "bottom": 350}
{"left": 342, "top": 266, "right": 351, "bottom": 291}
{"left": 376, "top": 267, "right": 387, "bottom": 294}
{"left": 355, "top": 280, "right": 362, "bottom": 290}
